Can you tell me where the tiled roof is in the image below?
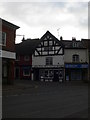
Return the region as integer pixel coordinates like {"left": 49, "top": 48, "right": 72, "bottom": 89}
{"left": 61, "top": 39, "right": 86, "bottom": 49}
{"left": 2, "top": 18, "right": 20, "bottom": 29}
{"left": 15, "top": 38, "right": 40, "bottom": 55}
{"left": 81, "top": 39, "right": 90, "bottom": 48}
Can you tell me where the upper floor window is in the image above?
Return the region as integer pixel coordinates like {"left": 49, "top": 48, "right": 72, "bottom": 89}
{"left": 72, "top": 54, "right": 79, "bottom": 62}
{"left": 0, "top": 31, "right": 6, "bottom": 46}
{"left": 72, "top": 42, "right": 78, "bottom": 48}
{"left": 24, "top": 56, "right": 30, "bottom": 61}
{"left": 16, "top": 55, "right": 20, "bottom": 61}
{"left": 44, "top": 41, "right": 48, "bottom": 46}
{"left": 46, "top": 57, "right": 53, "bottom": 65}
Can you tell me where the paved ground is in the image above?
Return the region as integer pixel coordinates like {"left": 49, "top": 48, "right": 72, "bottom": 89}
{"left": 2, "top": 80, "right": 88, "bottom": 119}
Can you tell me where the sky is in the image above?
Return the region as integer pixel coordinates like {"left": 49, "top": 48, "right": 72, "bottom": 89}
{"left": 0, "top": 1, "right": 89, "bottom": 43}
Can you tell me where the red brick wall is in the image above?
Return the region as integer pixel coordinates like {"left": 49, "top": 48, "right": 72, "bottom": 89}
{"left": 16, "top": 55, "right": 32, "bottom": 66}
{"left": 2, "top": 24, "right": 16, "bottom": 52}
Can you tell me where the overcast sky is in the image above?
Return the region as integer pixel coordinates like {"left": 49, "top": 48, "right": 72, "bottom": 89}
{"left": 0, "top": 1, "right": 89, "bottom": 43}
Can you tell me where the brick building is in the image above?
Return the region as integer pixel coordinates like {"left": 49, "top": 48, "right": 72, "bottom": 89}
{"left": 15, "top": 38, "right": 39, "bottom": 80}
{"left": 1, "top": 18, "right": 19, "bottom": 84}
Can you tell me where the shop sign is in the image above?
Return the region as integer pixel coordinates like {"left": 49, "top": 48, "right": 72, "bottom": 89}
{"left": 65, "top": 64, "right": 88, "bottom": 68}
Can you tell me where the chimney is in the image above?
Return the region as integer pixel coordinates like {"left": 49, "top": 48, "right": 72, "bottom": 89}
{"left": 22, "top": 36, "right": 25, "bottom": 42}
{"left": 72, "top": 37, "right": 76, "bottom": 41}
{"left": 60, "top": 36, "right": 63, "bottom": 41}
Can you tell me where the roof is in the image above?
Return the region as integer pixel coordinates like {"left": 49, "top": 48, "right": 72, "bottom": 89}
{"left": 1, "top": 18, "right": 20, "bottom": 29}
{"left": 40, "top": 31, "right": 64, "bottom": 47}
{"left": 81, "top": 39, "right": 90, "bottom": 49}
{"left": 15, "top": 38, "right": 40, "bottom": 55}
{"left": 15, "top": 31, "right": 64, "bottom": 55}
{"left": 61, "top": 39, "right": 86, "bottom": 49}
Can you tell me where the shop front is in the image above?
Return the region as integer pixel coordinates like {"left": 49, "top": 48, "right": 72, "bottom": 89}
{"left": 65, "top": 63, "right": 89, "bottom": 81}
{"left": 2, "top": 58, "right": 15, "bottom": 84}
{"left": 32, "top": 66, "right": 64, "bottom": 82}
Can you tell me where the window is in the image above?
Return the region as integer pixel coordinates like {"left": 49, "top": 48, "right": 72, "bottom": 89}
{"left": 23, "top": 69, "right": 30, "bottom": 76}
{"left": 44, "top": 41, "right": 48, "bottom": 46}
{"left": 0, "top": 32, "right": 6, "bottom": 46}
{"left": 16, "top": 55, "right": 20, "bottom": 61}
{"left": 46, "top": 57, "right": 53, "bottom": 65}
{"left": 49, "top": 41, "right": 52, "bottom": 46}
{"left": 44, "top": 46, "right": 53, "bottom": 51}
{"left": 44, "top": 47, "right": 48, "bottom": 51}
{"left": 24, "top": 56, "right": 30, "bottom": 61}
{"left": 73, "top": 42, "right": 78, "bottom": 47}
{"left": 72, "top": 54, "right": 79, "bottom": 62}
{"left": 49, "top": 46, "right": 53, "bottom": 51}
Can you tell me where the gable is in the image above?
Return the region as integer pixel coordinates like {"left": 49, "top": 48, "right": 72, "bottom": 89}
{"left": 34, "top": 31, "right": 64, "bottom": 56}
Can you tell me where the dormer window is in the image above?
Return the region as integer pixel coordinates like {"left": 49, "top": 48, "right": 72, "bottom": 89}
{"left": 73, "top": 42, "right": 78, "bottom": 48}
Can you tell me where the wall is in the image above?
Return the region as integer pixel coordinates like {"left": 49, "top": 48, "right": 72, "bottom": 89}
{"left": 64, "top": 49, "right": 89, "bottom": 63}
{"left": 32, "top": 55, "right": 64, "bottom": 66}
{"left": 2, "top": 24, "right": 16, "bottom": 52}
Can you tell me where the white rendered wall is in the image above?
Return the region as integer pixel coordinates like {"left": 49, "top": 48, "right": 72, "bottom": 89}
{"left": 64, "top": 49, "right": 89, "bottom": 63}
{"left": 32, "top": 55, "right": 64, "bottom": 66}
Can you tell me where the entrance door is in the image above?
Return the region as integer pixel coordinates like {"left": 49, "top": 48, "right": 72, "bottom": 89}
{"left": 15, "top": 67, "right": 20, "bottom": 79}
{"left": 71, "top": 69, "right": 81, "bottom": 80}
{"left": 53, "top": 70, "right": 59, "bottom": 82}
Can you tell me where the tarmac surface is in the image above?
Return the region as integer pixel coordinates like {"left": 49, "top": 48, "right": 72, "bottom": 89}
{"left": 2, "top": 80, "right": 89, "bottom": 119}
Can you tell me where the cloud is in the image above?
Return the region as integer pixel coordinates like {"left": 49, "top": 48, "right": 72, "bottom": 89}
{"left": 0, "top": 2, "right": 88, "bottom": 42}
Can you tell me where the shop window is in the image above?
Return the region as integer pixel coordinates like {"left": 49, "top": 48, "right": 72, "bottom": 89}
{"left": 23, "top": 69, "right": 30, "bottom": 76}
{"left": 72, "top": 54, "right": 79, "bottom": 62}
{"left": 46, "top": 57, "right": 53, "bottom": 65}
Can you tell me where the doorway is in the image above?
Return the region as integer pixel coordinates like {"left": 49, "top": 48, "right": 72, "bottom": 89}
{"left": 15, "top": 67, "right": 20, "bottom": 79}
{"left": 71, "top": 69, "right": 81, "bottom": 80}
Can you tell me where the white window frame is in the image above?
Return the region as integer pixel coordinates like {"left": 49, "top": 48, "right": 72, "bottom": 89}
{"left": 73, "top": 42, "right": 78, "bottom": 47}
{"left": 46, "top": 57, "right": 53, "bottom": 65}
{"left": 0, "top": 31, "right": 6, "bottom": 46}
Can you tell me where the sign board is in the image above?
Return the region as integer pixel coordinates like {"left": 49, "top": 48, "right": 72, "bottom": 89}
{"left": 65, "top": 64, "right": 89, "bottom": 68}
{"left": 32, "top": 65, "right": 64, "bottom": 68}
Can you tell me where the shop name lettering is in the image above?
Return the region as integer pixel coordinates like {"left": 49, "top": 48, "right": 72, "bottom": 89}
{"left": 65, "top": 64, "right": 88, "bottom": 68}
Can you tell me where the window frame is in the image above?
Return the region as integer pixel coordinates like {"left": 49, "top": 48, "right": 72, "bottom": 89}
{"left": 0, "top": 31, "right": 6, "bottom": 46}
{"left": 72, "top": 54, "right": 79, "bottom": 62}
{"left": 46, "top": 57, "right": 53, "bottom": 65}
{"left": 23, "top": 69, "right": 30, "bottom": 76}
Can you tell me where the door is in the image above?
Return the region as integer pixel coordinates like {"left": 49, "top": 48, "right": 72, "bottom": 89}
{"left": 71, "top": 69, "right": 81, "bottom": 80}
{"left": 15, "top": 67, "right": 20, "bottom": 79}
{"left": 53, "top": 70, "right": 59, "bottom": 81}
